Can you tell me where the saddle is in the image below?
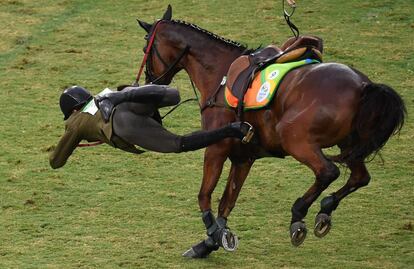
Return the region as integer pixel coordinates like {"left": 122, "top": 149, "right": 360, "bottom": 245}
{"left": 226, "top": 35, "right": 323, "bottom": 116}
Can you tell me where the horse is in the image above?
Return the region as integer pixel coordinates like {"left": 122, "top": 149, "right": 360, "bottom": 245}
{"left": 136, "top": 6, "right": 406, "bottom": 258}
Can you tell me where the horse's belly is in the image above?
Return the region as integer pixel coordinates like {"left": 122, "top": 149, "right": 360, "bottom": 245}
{"left": 245, "top": 109, "right": 284, "bottom": 151}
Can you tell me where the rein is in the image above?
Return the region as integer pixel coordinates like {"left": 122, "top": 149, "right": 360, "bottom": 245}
{"left": 148, "top": 45, "right": 190, "bottom": 85}
{"left": 160, "top": 73, "right": 227, "bottom": 119}
{"left": 282, "top": 0, "right": 299, "bottom": 38}
{"left": 160, "top": 80, "right": 200, "bottom": 120}
{"left": 134, "top": 21, "right": 162, "bottom": 84}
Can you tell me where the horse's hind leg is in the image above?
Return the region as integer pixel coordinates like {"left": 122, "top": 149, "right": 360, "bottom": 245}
{"left": 314, "top": 160, "right": 370, "bottom": 238}
{"left": 283, "top": 142, "right": 340, "bottom": 246}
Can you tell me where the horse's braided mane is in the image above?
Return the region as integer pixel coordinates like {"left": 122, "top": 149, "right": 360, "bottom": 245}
{"left": 168, "top": 19, "right": 249, "bottom": 50}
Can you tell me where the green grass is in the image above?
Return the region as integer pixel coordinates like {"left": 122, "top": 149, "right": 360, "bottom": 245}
{"left": 0, "top": 0, "right": 413, "bottom": 268}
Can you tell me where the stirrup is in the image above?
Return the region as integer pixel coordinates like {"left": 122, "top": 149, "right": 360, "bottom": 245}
{"left": 241, "top": 122, "right": 254, "bottom": 144}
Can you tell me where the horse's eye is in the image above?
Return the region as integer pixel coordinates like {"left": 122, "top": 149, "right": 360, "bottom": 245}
{"left": 144, "top": 34, "right": 149, "bottom": 40}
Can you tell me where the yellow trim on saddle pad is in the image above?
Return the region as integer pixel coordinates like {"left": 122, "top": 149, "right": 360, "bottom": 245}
{"left": 225, "top": 59, "right": 320, "bottom": 110}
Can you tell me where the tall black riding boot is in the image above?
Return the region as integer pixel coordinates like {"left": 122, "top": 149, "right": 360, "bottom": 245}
{"left": 95, "top": 85, "right": 173, "bottom": 121}
{"left": 180, "top": 122, "right": 254, "bottom": 152}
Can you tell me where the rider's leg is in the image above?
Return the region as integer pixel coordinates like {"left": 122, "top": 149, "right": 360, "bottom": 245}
{"left": 112, "top": 104, "right": 254, "bottom": 153}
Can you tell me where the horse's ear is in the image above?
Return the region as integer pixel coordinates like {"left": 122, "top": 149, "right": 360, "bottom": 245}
{"left": 137, "top": 19, "right": 152, "bottom": 33}
{"left": 162, "top": 4, "right": 172, "bottom": 21}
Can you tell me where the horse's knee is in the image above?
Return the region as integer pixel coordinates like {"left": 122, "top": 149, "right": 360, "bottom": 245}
{"left": 317, "top": 162, "right": 340, "bottom": 188}
{"left": 320, "top": 195, "right": 339, "bottom": 214}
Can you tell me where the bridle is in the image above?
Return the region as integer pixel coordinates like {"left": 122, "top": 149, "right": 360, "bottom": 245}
{"left": 134, "top": 20, "right": 190, "bottom": 85}
{"left": 134, "top": 20, "right": 206, "bottom": 118}
{"left": 146, "top": 43, "right": 190, "bottom": 85}
{"left": 135, "top": 20, "right": 229, "bottom": 116}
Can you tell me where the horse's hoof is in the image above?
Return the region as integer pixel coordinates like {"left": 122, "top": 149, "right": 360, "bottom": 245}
{"left": 220, "top": 229, "right": 239, "bottom": 252}
{"left": 182, "top": 239, "right": 217, "bottom": 258}
{"left": 290, "top": 221, "right": 307, "bottom": 247}
{"left": 314, "top": 213, "right": 332, "bottom": 238}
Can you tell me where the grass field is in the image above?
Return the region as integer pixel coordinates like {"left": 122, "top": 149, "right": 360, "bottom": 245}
{"left": 0, "top": 0, "right": 413, "bottom": 268}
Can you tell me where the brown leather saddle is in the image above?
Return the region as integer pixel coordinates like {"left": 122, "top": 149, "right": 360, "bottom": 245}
{"left": 226, "top": 35, "right": 323, "bottom": 117}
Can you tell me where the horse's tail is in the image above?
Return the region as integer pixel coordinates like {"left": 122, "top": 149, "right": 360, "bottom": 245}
{"left": 337, "top": 82, "right": 406, "bottom": 163}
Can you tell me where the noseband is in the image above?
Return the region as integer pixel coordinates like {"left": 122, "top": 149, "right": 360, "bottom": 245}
{"left": 135, "top": 21, "right": 190, "bottom": 85}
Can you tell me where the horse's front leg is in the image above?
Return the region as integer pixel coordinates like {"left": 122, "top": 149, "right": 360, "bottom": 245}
{"left": 213, "top": 158, "right": 255, "bottom": 252}
{"left": 182, "top": 144, "right": 229, "bottom": 258}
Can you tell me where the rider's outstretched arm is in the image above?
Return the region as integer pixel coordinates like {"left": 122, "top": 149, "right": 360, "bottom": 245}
{"left": 49, "top": 124, "right": 82, "bottom": 169}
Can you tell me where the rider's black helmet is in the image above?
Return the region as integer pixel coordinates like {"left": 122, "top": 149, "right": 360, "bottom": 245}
{"left": 60, "top": 86, "right": 92, "bottom": 120}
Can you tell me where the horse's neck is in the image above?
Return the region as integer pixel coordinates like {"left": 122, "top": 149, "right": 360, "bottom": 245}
{"left": 162, "top": 22, "right": 245, "bottom": 99}
{"left": 185, "top": 48, "right": 242, "bottom": 101}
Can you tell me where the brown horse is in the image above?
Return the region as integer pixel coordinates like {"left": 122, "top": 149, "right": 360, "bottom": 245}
{"left": 137, "top": 6, "right": 406, "bottom": 258}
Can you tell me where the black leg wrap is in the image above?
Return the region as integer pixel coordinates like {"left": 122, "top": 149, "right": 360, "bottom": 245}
{"left": 202, "top": 210, "right": 218, "bottom": 236}
{"left": 190, "top": 239, "right": 219, "bottom": 258}
{"left": 183, "top": 236, "right": 219, "bottom": 258}
{"left": 213, "top": 217, "right": 229, "bottom": 244}
{"left": 319, "top": 195, "right": 339, "bottom": 215}
{"left": 201, "top": 212, "right": 238, "bottom": 252}
{"left": 216, "top": 216, "right": 227, "bottom": 229}
{"left": 291, "top": 197, "right": 309, "bottom": 223}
